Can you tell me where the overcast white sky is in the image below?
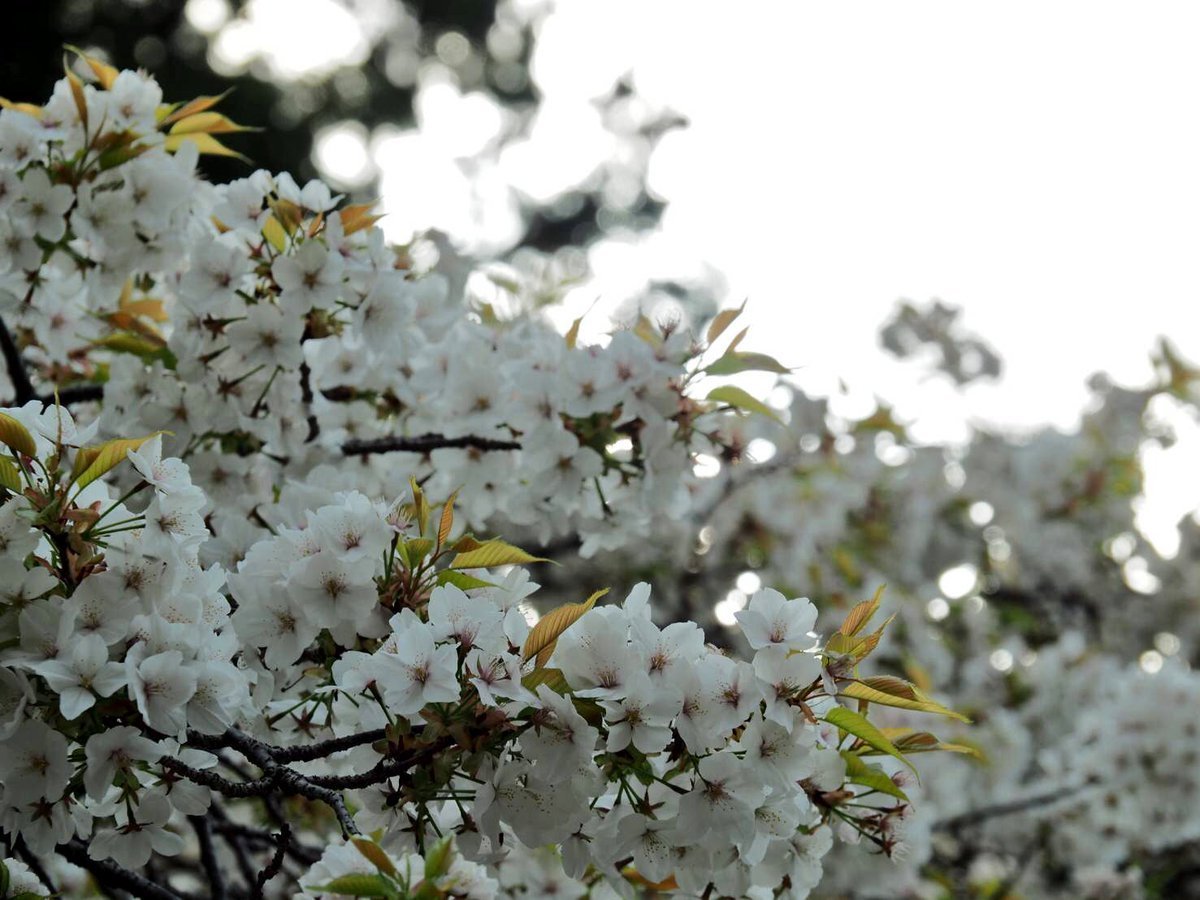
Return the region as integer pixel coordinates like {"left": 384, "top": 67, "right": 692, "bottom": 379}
{"left": 197, "top": 0, "right": 1200, "bottom": 549}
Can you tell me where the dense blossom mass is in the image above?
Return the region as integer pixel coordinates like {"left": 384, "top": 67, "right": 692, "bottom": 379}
{"left": 1, "top": 54, "right": 1195, "bottom": 900}
{"left": 0, "top": 58, "right": 978, "bottom": 899}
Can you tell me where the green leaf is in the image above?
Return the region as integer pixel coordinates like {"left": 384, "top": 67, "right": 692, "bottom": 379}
{"left": 705, "top": 351, "right": 791, "bottom": 377}
{"left": 451, "top": 539, "right": 547, "bottom": 570}
{"left": 839, "top": 678, "right": 970, "bottom": 723}
{"left": 435, "top": 570, "right": 497, "bottom": 591}
{"left": 403, "top": 538, "right": 434, "bottom": 563}
{"left": 523, "top": 588, "right": 609, "bottom": 667}
{"left": 92, "top": 333, "right": 176, "bottom": 367}
{"left": 423, "top": 836, "right": 455, "bottom": 881}
{"left": 0, "top": 858, "right": 10, "bottom": 897}
{"left": 70, "top": 433, "right": 166, "bottom": 491}
{"left": 824, "top": 705, "right": 915, "bottom": 776}
{"left": 840, "top": 751, "right": 908, "bottom": 801}
{"left": 0, "top": 412, "right": 36, "bottom": 458}
{"left": 706, "top": 385, "right": 783, "bottom": 424}
{"left": 0, "top": 456, "right": 21, "bottom": 492}
{"left": 312, "top": 873, "right": 398, "bottom": 897}
{"left": 879, "top": 729, "right": 986, "bottom": 761}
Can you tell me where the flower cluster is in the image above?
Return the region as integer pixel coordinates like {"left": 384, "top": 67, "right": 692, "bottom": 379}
{"left": 0, "top": 58, "right": 971, "bottom": 900}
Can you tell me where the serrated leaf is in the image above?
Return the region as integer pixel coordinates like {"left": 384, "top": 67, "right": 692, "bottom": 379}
{"left": 706, "top": 300, "right": 746, "bottom": 344}
{"left": 824, "top": 613, "right": 895, "bottom": 663}
{"left": 163, "top": 132, "right": 250, "bottom": 162}
{"left": 423, "top": 836, "right": 454, "bottom": 881}
{"left": 92, "top": 332, "right": 172, "bottom": 365}
{"left": 0, "top": 413, "right": 36, "bottom": 458}
{"left": 70, "top": 433, "right": 165, "bottom": 491}
{"left": 840, "top": 751, "right": 908, "bottom": 801}
{"left": 0, "top": 456, "right": 21, "bottom": 492}
{"left": 878, "top": 729, "right": 985, "bottom": 761}
{"left": 312, "top": 873, "right": 396, "bottom": 897}
{"left": 706, "top": 385, "right": 783, "bottom": 424}
{"left": 523, "top": 588, "right": 609, "bottom": 667}
{"left": 352, "top": 838, "right": 397, "bottom": 876}
{"left": 522, "top": 667, "right": 569, "bottom": 694}
{"left": 840, "top": 585, "right": 886, "bottom": 637}
{"left": 437, "top": 491, "right": 457, "bottom": 547}
{"left": 705, "top": 351, "right": 791, "bottom": 377}
{"left": 839, "top": 678, "right": 970, "bottom": 723}
{"left": 824, "top": 705, "right": 915, "bottom": 776}
{"left": 451, "top": 539, "right": 547, "bottom": 570}
{"left": 435, "top": 570, "right": 496, "bottom": 591}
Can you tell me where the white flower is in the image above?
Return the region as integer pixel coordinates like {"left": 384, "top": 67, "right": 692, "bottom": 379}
{"left": 126, "top": 435, "right": 192, "bottom": 494}
{"left": 272, "top": 239, "right": 344, "bottom": 314}
{"left": 17, "top": 167, "right": 72, "bottom": 241}
{"left": 0, "top": 719, "right": 71, "bottom": 804}
{"left": 31, "top": 633, "right": 126, "bottom": 719}
{"left": 373, "top": 613, "right": 460, "bottom": 719}
{"left": 89, "top": 791, "right": 184, "bottom": 869}
{"left": 735, "top": 589, "right": 818, "bottom": 652}
{"left": 84, "top": 726, "right": 165, "bottom": 800}
{"left": 125, "top": 647, "right": 198, "bottom": 738}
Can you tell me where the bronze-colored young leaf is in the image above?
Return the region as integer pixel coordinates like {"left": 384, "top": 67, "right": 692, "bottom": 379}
{"left": 437, "top": 491, "right": 458, "bottom": 547}
{"left": 840, "top": 584, "right": 886, "bottom": 637}
{"left": 522, "top": 588, "right": 609, "bottom": 667}
{"left": 706, "top": 300, "right": 746, "bottom": 345}
{"left": 840, "top": 677, "right": 970, "bottom": 723}
{"left": 157, "top": 90, "right": 234, "bottom": 127}
{"left": 168, "top": 111, "right": 257, "bottom": 135}
{"left": 163, "top": 133, "right": 250, "bottom": 162}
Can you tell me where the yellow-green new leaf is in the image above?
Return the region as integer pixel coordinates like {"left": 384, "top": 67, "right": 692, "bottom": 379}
{"left": 351, "top": 838, "right": 397, "bottom": 877}
{"left": 434, "top": 570, "right": 496, "bottom": 591}
{"left": 0, "top": 413, "right": 36, "bottom": 458}
{"left": 158, "top": 90, "right": 234, "bottom": 127}
{"left": 706, "top": 385, "right": 783, "bottom": 424}
{"left": 168, "top": 111, "right": 257, "bottom": 135}
{"left": 841, "top": 751, "right": 908, "bottom": 801}
{"left": 163, "top": 132, "right": 250, "bottom": 162}
{"left": 840, "top": 677, "right": 970, "bottom": 723}
{"left": 312, "top": 874, "right": 397, "bottom": 898}
{"left": 523, "top": 588, "right": 608, "bottom": 668}
{"left": 705, "top": 351, "right": 791, "bottom": 377}
{"left": 0, "top": 457, "right": 21, "bottom": 493}
{"left": 565, "top": 314, "right": 584, "bottom": 349}
{"left": 825, "top": 705, "right": 916, "bottom": 777}
{"left": 71, "top": 433, "right": 165, "bottom": 491}
{"left": 522, "top": 667, "right": 570, "bottom": 694}
{"left": 451, "top": 539, "right": 547, "bottom": 570}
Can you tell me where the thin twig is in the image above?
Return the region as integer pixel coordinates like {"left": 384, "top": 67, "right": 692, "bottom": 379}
{"left": 56, "top": 840, "right": 187, "bottom": 900}
{"left": 190, "top": 815, "right": 227, "bottom": 900}
{"left": 0, "top": 315, "right": 34, "bottom": 405}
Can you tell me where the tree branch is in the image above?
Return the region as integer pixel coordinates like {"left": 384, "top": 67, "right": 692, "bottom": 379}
{"left": 190, "top": 815, "right": 226, "bottom": 900}
{"left": 341, "top": 433, "right": 521, "bottom": 456}
{"left": 271, "top": 728, "right": 388, "bottom": 762}
{"left": 56, "top": 840, "right": 187, "bottom": 900}
{"left": 0, "top": 315, "right": 34, "bottom": 406}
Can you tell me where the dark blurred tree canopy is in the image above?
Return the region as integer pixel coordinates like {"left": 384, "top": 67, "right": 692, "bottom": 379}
{"left": 5, "top": 0, "right": 675, "bottom": 254}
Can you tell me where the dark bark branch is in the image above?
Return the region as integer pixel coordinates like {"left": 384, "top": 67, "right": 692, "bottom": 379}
{"left": 0, "top": 315, "right": 34, "bottom": 406}
{"left": 271, "top": 728, "right": 388, "bottom": 762}
{"left": 190, "top": 815, "right": 226, "bottom": 900}
{"left": 162, "top": 757, "right": 275, "bottom": 797}
{"left": 56, "top": 839, "right": 187, "bottom": 900}
{"left": 306, "top": 737, "right": 453, "bottom": 790}
{"left": 251, "top": 822, "right": 291, "bottom": 900}
{"left": 186, "top": 728, "right": 360, "bottom": 836}
{"left": 934, "top": 785, "right": 1085, "bottom": 832}
{"left": 341, "top": 433, "right": 521, "bottom": 456}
